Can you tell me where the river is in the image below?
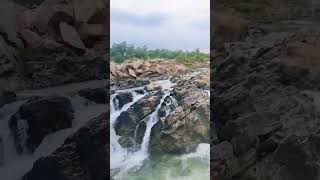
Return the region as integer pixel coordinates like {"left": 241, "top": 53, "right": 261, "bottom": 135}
{"left": 110, "top": 79, "right": 210, "bottom": 180}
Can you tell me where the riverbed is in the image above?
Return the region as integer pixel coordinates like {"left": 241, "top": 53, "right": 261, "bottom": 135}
{"left": 110, "top": 79, "right": 210, "bottom": 180}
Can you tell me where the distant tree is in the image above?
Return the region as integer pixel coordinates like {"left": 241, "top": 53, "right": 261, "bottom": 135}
{"left": 110, "top": 41, "right": 209, "bottom": 64}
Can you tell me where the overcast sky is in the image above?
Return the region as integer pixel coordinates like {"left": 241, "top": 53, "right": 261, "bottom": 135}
{"left": 111, "top": 0, "right": 210, "bottom": 53}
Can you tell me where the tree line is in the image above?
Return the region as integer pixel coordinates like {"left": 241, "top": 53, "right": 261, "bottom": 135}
{"left": 111, "top": 41, "right": 209, "bottom": 64}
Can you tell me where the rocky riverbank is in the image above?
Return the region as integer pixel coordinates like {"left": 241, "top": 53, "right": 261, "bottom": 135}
{"left": 0, "top": 0, "right": 109, "bottom": 179}
{"left": 0, "top": 80, "right": 108, "bottom": 180}
{"left": 212, "top": 1, "right": 320, "bottom": 179}
{"left": 110, "top": 59, "right": 210, "bottom": 179}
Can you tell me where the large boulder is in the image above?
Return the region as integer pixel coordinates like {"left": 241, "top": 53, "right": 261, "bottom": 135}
{"left": 78, "top": 88, "right": 107, "bottom": 104}
{"left": 59, "top": 22, "right": 86, "bottom": 52}
{"left": 9, "top": 96, "right": 74, "bottom": 153}
{"left": 20, "top": 29, "right": 62, "bottom": 51}
{"left": 114, "top": 92, "right": 133, "bottom": 109}
{"left": 23, "top": 112, "right": 108, "bottom": 180}
{"left": 32, "top": 0, "right": 74, "bottom": 34}
{"left": 114, "top": 91, "right": 163, "bottom": 146}
{"left": 150, "top": 89, "right": 210, "bottom": 154}
{"left": 0, "top": 0, "right": 24, "bottom": 47}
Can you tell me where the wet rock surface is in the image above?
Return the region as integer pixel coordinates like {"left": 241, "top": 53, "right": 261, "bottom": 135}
{"left": 0, "top": 0, "right": 109, "bottom": 179}
{"left": 111, "top": 64, "right": 210, "bottom": 155}
{"left": 78, "top": 87, "right": 107, "bottom": 104}
{"left": 114, "top": 92, "right": 133, "bottom": 109}
{"left": 114, "top": 91, "right": 163, "bottom": 145}
{"left": 9, "top": 96, "right": 74, "bottom": 153}
{"left": 150, "top": 79, "right": 210, "bottom": 154}
{"left": 23, "top": 112, "right": 107, "bottom": 180}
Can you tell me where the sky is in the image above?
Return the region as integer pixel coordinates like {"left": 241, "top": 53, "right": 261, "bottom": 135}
{"left": 111, "top": 0, "right": 210, "bottom": 53}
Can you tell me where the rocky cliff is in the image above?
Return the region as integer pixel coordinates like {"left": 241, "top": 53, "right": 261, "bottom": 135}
{"left": 212, "top": 1, "right": 320, "bottom": 179}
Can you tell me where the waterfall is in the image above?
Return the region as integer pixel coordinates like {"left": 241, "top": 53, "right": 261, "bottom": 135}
{"left": 140, "top": 92, "right": 173, "bottom": 153}
{"left": 110, "top": 87, "right": 147, "bottom": 171}
{"left": 0, "top": 80, "right": 107, "bottom": 180}
{"left": 110, "top": 81, "right": 177, "bottom": 178}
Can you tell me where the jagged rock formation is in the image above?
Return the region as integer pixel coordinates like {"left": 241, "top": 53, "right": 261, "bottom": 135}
{"left": 110, "top": 59, "right": 187, "bottom": 79}
{"left": 78, "top": 88, "right": 107, "bottom": 104}
{"left": 23, "top": 112, "right": 108, "bottom": 180}
{"left": 0, "top": 0, "right": 109, "bottom": 91}
{"left": 211, "top": 25, "right": 320, "bottom": 179}
{"left": 114, "top": 91, "right": 163, "bottom": 146}
{"left": 9, "top": 96, "right": 74, "bottom": 153}
{"left": 150, "top": 80, "right": 210, "bottom": 154}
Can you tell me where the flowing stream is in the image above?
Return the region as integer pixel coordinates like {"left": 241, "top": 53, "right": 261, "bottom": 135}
{"left": 0, "top": 80, "right": 107, "bottom": 180}
{"left": 110, "top": 80, "right": 210, "bottom": 180}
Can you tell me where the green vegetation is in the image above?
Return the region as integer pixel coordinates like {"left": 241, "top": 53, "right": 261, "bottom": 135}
{"left": 111, "top": 41, "right": 209, "bottom": 64}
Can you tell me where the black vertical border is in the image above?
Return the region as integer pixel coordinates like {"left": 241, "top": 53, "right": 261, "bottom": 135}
{"left": 106, "top": 0, "right": 111, "bottom": 178}
{"left": 210, "top": 0, "right": 214, "bottom": 178}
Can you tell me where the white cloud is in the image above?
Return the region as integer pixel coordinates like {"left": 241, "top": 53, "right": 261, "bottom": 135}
{"left": 111, "top": 0, "right": 210, "bottom": 52}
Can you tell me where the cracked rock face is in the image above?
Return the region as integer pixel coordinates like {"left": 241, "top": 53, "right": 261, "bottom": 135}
{"left": 211, "top": 29, "right": 320, "bottom": 180}
{"left": 23, "top": 112, "right": 108, "bottom": 180}
{"left": 149, "top": 78, "right": 210, "bottom": 154}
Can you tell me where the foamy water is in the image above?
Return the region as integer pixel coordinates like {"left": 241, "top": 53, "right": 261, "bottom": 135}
{"left": 110, "top": 79, "right": 209, "bottom": 180}
{"left": 0, "top": 80, "right": 106, "bottom": 180}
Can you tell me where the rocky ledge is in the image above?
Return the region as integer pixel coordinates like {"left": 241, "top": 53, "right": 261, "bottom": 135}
{"left": 112, "top": 61, "right": 210, "bottom": 154}
{"left": 23, "top": 112, "right": 108, "bottom": 180}
{"left": 212, "top": 29, "right": 320, "bottom": 180}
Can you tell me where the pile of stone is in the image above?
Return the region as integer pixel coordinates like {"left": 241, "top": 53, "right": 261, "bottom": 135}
{"left": 0, "top": 0, "right": 109, "bottom": 90}
{"left": 110, "top": 59, "right": 187, "bottom": 79}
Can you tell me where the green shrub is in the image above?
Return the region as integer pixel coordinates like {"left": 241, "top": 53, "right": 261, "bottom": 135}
{"left": 111, "top": 41, "right": 209, "bottom": 64}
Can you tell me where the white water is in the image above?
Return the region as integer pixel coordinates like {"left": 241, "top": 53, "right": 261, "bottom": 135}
{"left": 0, "top": 80, "right": 106, "bottom": 180}
{"left": 110, "top": 80, "right": 177, "bottom": 177}
{"left": 116, "top": 143, "right": 210, "bottom": 180}
{"left": 110, "top": 88, "right": 147, "bottom": 171}
{"left": 110, "top": 79, "right": 210, "bottom": 180}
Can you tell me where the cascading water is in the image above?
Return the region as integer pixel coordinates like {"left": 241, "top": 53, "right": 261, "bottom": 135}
{"left": 0, "top": 80, "right": 107, "bottom": 180}
{"left": 110, "top": 88, "right": 147, "bottom": 172}
{"left": 110, "top": 80, "right": 210, "bottom": 180}
{"left": 110, "top": 81, "right": 178, "bottom": 177}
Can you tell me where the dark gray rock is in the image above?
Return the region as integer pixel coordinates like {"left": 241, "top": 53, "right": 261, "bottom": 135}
{"left": 115, "top": 92, "right": 133, "bottom": 109}
{"left": 0, "top": 90, "right": 16, "bottom": 107}
{"left": 211, "top": 30, "right": 320, "bottom": 180}
{"left": 114, "top": 91, "right": 163, "bottom": 146}
{"left": 23, "top": 112, "right": 107, "bottom": 180}
{"left": 9, "top": 96, "right": 74, "bottom": 153}
{"left": 78, "top": 88, "right": 107, "bottom": 104}
{"left": 135, "top": 121, "right": 146, "bottom": 144}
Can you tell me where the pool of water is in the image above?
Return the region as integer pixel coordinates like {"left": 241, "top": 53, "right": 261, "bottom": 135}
{"left": 114, "top": 144, "right": 210, "bottom": 180}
